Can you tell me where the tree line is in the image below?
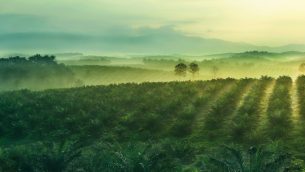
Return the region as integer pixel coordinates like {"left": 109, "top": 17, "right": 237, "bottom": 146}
{"left": 0, "top": 54, "right": 57, "bottom": 65}
{"left": 0, "top": 54, "right": 80, "bottom": 91}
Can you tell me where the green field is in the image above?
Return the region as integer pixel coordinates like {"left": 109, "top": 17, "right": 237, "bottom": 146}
{"left": 1, "top": 75, "right": 305, "bottom": 171}
{"left": 69, "top": 65, "right": 176, "bottom": 85}
{"left": 2, "top": 53, "right": 305, "bottom": 171}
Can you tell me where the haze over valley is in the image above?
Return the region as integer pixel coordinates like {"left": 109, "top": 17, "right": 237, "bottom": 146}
{"left": 2, "top": 0, "right": 305, "bottom": 171}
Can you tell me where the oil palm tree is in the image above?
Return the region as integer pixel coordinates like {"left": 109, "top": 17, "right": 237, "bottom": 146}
{"left": 205, "top": 145, "right": 302, "bottom": 172}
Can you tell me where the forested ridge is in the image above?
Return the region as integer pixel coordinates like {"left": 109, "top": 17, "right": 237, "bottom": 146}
{"left": 1, "top": 77, "right": 305, "bottom": 171}
{"left": 0, "top": 55, "right": 77, "bottom": 91}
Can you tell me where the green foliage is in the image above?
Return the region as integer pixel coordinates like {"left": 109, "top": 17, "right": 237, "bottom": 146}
{"left": 0, "top": 78, "right": 305, "bottom": 170}
{"left": 297, "top": 75, "right": 305, "bottom": 119}
{"left": 70, "top": 65, "right": 175, "bottom": 86}
{"left": 28, "top": 54, "right": 56, "bottom": 64}
{"left": 0, "top": 80, "right": 219, "bottom": 141}
{"left": 229, "top": 76, "right": 273, "bottom": 144}
{"left": 0, "top": 141, "right": 86, "bottom": 172}
{"left": 203, "top": 78, "right": 254, "bottom": 140}
{"left": 204, "top": 144, "right": 303, "bottom": 172}
{"left": 69, "top": 139, "right": 197, "bottom": 172}
{"left": 189, "top": 63, "right": 200, "bottom": 76}
{"left": 0, "top": 55, "right": 76, "bottom": 91}
{"left": 265, "top": 76, "right": 293, "bottom": 140}
{"left": 175, "top": 63, "right": 188, "bottom": 77}
{"left": 0, "top": 140, "right": 198, "bottom": 172}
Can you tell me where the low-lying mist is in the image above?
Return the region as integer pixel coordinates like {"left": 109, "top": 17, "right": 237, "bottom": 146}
{"left": 1, "top": 51, "right": 305, "bottom": 91}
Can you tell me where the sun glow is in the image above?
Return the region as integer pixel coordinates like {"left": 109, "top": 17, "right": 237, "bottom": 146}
{"left": 2, "top": 0, "right": 305, "bottom": 46}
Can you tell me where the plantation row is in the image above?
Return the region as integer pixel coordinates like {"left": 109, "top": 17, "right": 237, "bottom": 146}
{"left": 295, "top": 75, "right": 305, "bottom": 158}
{"left": 265, "top": 76, "right": 293, "bottom": 140}
{"left": 0, "top": 80, "right": 240, "bottom": 142}
{"left": 228, "top": 76, "right": 273, "bottom": 144}
{"left": 202, "top": 78, "right": 254, "bottom": 140}
{"left": 297, "top": 75, "right": 305, "bottom": 121}
{"left": 1, "top": 76, "right": 305, "bottom": 170}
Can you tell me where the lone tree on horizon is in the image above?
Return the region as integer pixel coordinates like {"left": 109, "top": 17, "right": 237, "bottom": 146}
{"left": 175, "top": 63, "right": 188, "bottom": 77}
{"left": 189, "top": 62, "right": 199, "bottom": 78}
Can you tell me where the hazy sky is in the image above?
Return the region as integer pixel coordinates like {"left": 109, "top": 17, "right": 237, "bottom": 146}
{"left": 1, "top": 0, "right": 305, "bottom": 46}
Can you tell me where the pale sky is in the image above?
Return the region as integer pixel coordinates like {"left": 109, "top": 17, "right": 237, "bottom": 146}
{"left": 1, "top": 0, "right": 305, "bottom": 46}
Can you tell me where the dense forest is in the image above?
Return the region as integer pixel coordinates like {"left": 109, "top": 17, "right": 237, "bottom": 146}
{"left": 0, "top": 55, "right": 77, "bottom": 91}
{"left": 0, "top": 77, "right": 305, "bottom": 171}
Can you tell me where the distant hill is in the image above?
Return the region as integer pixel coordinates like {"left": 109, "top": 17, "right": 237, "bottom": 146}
{"left": 2, "top": 28, "right": 305, "bottom": 54}
{"left": 202, "top": 51, "right": 305, "bottom": 61}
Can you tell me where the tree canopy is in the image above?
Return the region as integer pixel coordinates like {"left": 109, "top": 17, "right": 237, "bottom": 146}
{"left": 175, "top": 63, "right": 188, "bottom": 77}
